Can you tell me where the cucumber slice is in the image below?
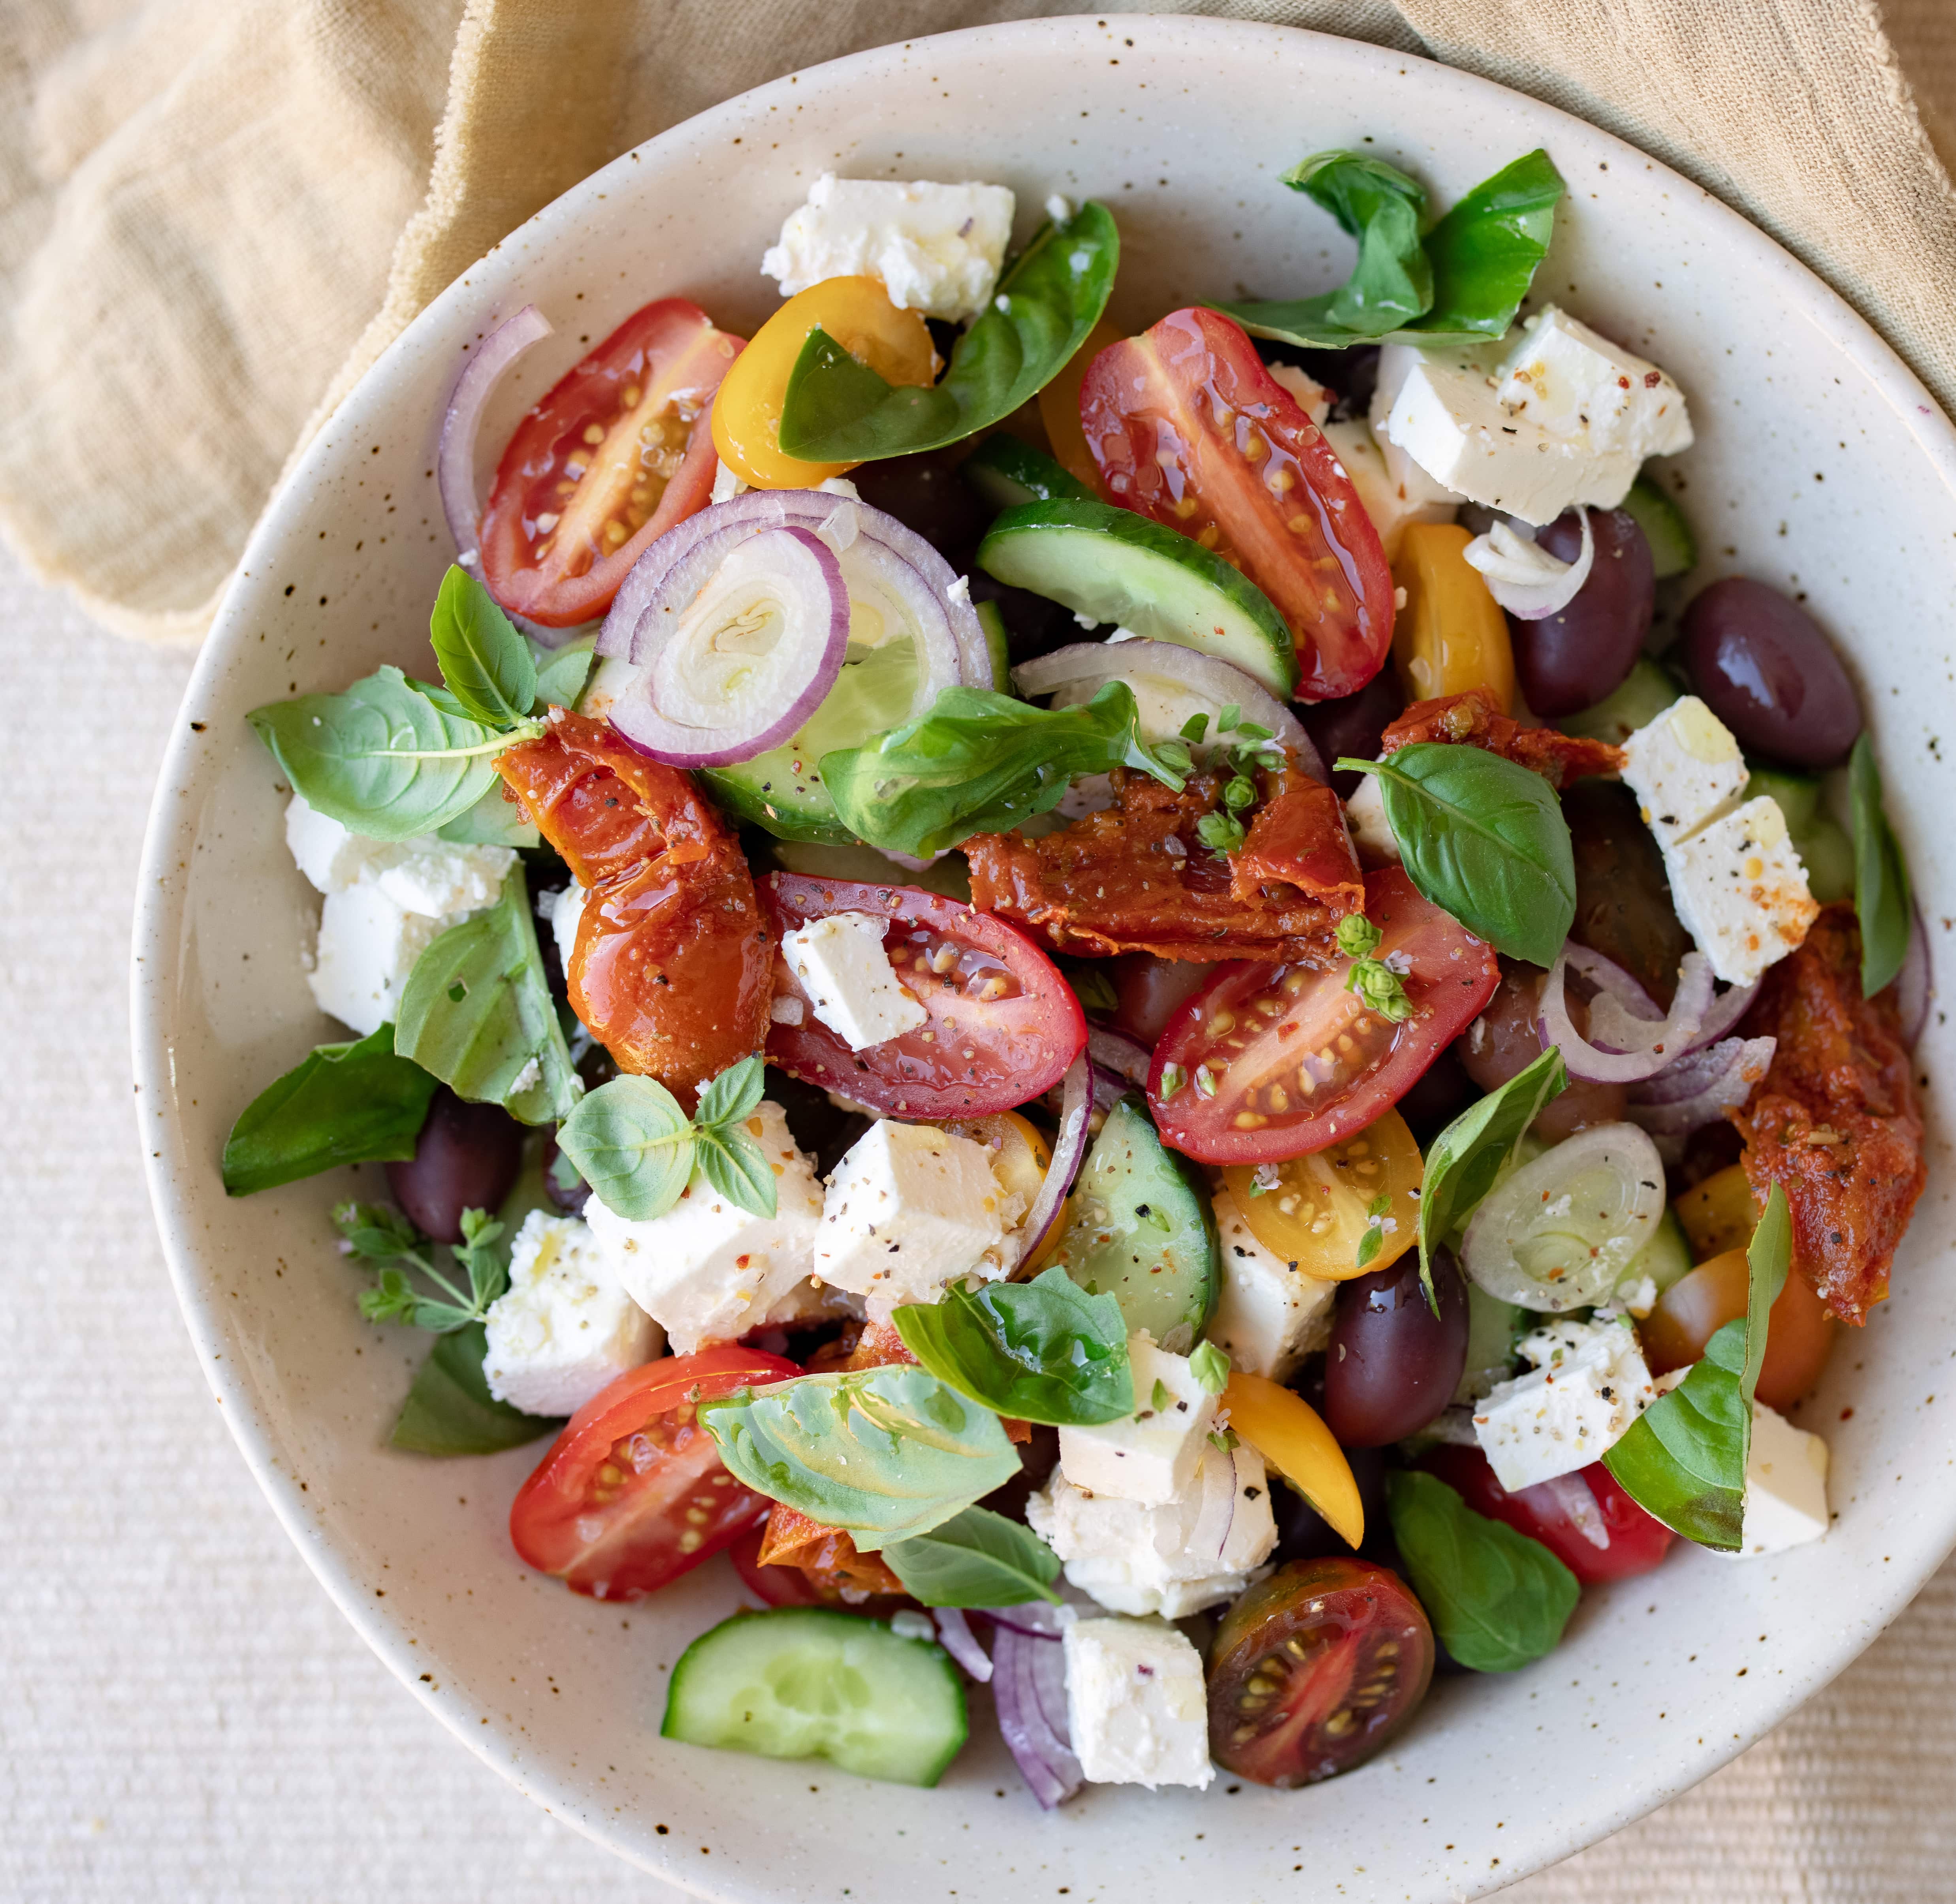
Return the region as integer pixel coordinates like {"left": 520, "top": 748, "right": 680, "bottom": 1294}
{"left": 975, "top": 597, "right": 1012, "bottom": 692}
{"left": 1744, "top": 764, "right": 1821, "bottom": 832}
{"left": 962, "top": 436, "right": 1094, "bottom": 510}
{"left": 769, "top": 837, "right": 973, "bottom": 902}
{"left": 1796, "top": 813, "right": 1854, "bottom": 904}
{"left": 1621, "top": 1205, "right": 1691, "bottom": 1303}
{"left": 1557, "top": 657, "right": 1681, "bottom": 747}
{"left": 662, "top": 1607, "right": 967, "bottom": 1787}
{"left": 1454, "top": 1286, "right": 1526, "bottom": 1404}
{"left": 1048, "top": 1093, "right": 1218, "bottom": 1351}
{"left": 977, "top": 499, "right": 1299, "bottom": 700}
{"left": 1621, "top": 477, "right": 1697, "bottom": 580}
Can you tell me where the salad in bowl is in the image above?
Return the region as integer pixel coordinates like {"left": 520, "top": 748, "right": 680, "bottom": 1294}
{"left": 218, "top": 141, "right": 1928, "bottom": 1806}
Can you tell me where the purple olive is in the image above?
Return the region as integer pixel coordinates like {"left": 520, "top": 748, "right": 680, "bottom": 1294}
{"left": 1323, "top": 1249, "right": 1470, "bottom": 1447}
{"left": 385, "top": 1088, "right": 524, "bottom": 1243}
{"left": 1508, "top": 508, "right": 1654, "bottom": 717}
{"left": 1681, "top": 576, "right": 1862, "bottom": 766}
{"left": 1301, "top": 667, "right": 1405, "bottom": 794}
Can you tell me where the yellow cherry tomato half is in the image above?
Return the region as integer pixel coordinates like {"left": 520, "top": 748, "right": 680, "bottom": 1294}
{"left": 1672, "top": 1161, "right": 1762, "bottom": 1263}
{"left": 1222, "top": 1372, "right": 1364, "bottom": 1549}
{"left": 1222, "top": 1107, "right": 1423, "bottom": 1282}
{"left": 1037, "top": 315, "right": 1124, "bottom": 492}
{"left": 711, "top": 276, "right": 937, "bottom": 488}
{"left": 943, "top": 1111, "right": 1066, "bottom": 1272}
{"left": 1390, "top": 521, "right": 1516, "bottom": 713}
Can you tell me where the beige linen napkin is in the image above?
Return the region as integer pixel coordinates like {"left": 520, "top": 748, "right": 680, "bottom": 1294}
{"left": 0, "top": 0, "right": 1949, "bottom": 645}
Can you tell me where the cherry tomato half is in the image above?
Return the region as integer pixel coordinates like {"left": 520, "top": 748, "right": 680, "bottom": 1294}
{"left": 1080, "top": 306, "right": 1395, "bottom": 700}
{"left": 1208, "top": 1557, "right": 1435, "bottom": 1787}
{"left": 509, "top": 1344, "right": 799, "bottom": 1600}
{"left": 1420, "top": 1445, "right": 1675, "bottom": 1586}
{"left": 1109, "top": 951, "right": 1211, "bottom": 1048}
{"left": 1148, "top": 867, "right": 1499, "bottom": 1164}
{"left": 1639, "top": 1245, "right": 1836, "bottom": 1411}
{"left": 480, "top": 299, "right": 740, "bottom": 627}
{"left": 760, "top": 874, "right": 1086, "bottom": 1119}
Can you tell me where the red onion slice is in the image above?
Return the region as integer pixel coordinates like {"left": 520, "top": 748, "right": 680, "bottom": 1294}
{"left": 1462, "top": 510, "right": 1595, "bottom": 619}
{"left": 1898, "top": 902, "right": 1933, "bottom": 1048}
{"left": 1627, "top": 1036, "right": 1776, "bottom": 1137}
{"left": 1014, "top": 642, "right": 1322, "bottom": 778}
{"left": 438, "top": 305, "right": 553, "bottom": 566}
{"left": 600, "top": 525, "right": 849, "bottom": 767}
{"left": 932, "top": 1609, "right": 993, "bottom": 1682}
{"left": 1540, "top": 948, "right": 1713, "bottom": 1082}
{"left": 1530, "top": 1472, "right": 1611, "bottom": 1550}
{"left": 989, "top": 1616, "right": 1082, "bottom": 1809}
{"left": 1087, "top": 1025, "right": 1151, "bottom": 1089}
{"left": 1018, "top": 1050, "right": 1094, "bottom": 1268}
{"left": 1188, "top": 1444, "right": 1240, "bottom": 1560}
{"left": 1682, "top": 976, "right": 1761, "bottom": 1053}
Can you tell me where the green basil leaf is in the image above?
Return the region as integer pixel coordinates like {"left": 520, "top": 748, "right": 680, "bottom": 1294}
{"left": 1604, "top": 1185, "right": 1791, "bottom": 1548}
{"left": 429, "top": 564, "right": 537, "bottom": 726}
{"left": 1418, "top": 1046, "right": 1566, "bottom": 1298}
{"left": 556, "top": 1074, "right": 696, "bottom": 1221}
{"left": 822, "top": 682, "right": 1182, "bottom": 858}
{"left": 695, "top": 1052, "right": 766, "bottom": 1131}
{"left": 1217, "top": 151, "right": 1431, "bottom": 348}
{"left": 700, "top": 1365, "right": 1022, "bottom": 1550}
{"left": 436, "top": 783, "right": 540, "bottom": 848}
{"left": 892, "top": 1266, "right": 1134, "bottom": 1427}
{"left": 695, "top": 1124, "right": 778, "bottom": 1219}
{"left": 389, "top": 1322, "right": 562, "bottom": 1457}
{"left": 532, "top": 632, "right": 596, "bottom": 711}
{"left": 395, "top": 866, "right": 580, "bottom": 1124}
{"left": 1342, "top": 744, "right": 1576, "bottom": 964}
{"left": 220, "top": 1023, "right": 439, "bottom": 1196}
{"left": 1850, "top": 734, "right": 1913, "bottom": 997}
{"left": 1398, "top": 148, "right": 1564, "bottom": 341}
{"left": 1384, "top": 1469, "right": 1578, "bottom": 1671}
{"left": 881, "top": 1506, "right": 1063, "bottom": 1607}
{"left": 249, "top": 665, "right": 532, "bottom": 841}
{"left": 776, "top": 202, "right": 1119, "bottom": 461}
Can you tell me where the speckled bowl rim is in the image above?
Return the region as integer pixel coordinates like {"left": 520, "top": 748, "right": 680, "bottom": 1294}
{"left": 133, "top": 16, "right": 1956, "bottom": 1901}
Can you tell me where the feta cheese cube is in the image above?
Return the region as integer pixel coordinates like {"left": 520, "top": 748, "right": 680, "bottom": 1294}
{"left": 1472, "top": 1316, "right": 1657, "bottom": 1491}
{"left": 1206, "top": 1188, "right": 1337, "bottom": 1380}
{"left": 1027, "top": 1440, "right": 1276, "bottom": 1618}
{"left": 1668, "top": 796, "right": 1820, "bottom": 987}
{"left": 584, "top": 1101, "right": 823, "bottom": 1351}
{"left": 1063, "top": 1618, "right": 1215, "bottom": 1790}
{"left": 815, "top": 1119, "right": 1009, "bottom": 1311}
{"left": 285, "top": 795, "right": 386, "bottom": 893}
{"left": 1321, "top": 416, "right": 1458, "bottom": 561}
{"left": 1058, "top": 1336, "right": 1217, "bottom": 1504}
{"left": 306, "top": 881, "right": 458, "bottom": 1036}
{"left": 761, "top": 173, "right": 1015, "bottom": 324}
{"left": 1496, "top": 308, "right": 1692, "bottom": 462}
{"left": 539, "top": 879, "right": 587, "bottom": 973}
{"left": 779, "top": 912, "right": 928, "bottom": 1052}
{"left": 1733, "top": 1401, "right": 1830, "bottom": 1557}
{"left": 1619, "top": 696, "right": 1749, "bottom": 849}
{"left": 1267, "top": 362, "right": 1332, "bottom": 427}
{"left": 370, "top": 836, "right": 516, "bottom": 918}
{"left": 483, "top": 1211, "right": 662, "bottom": 1415}
{"left": 1343, "top": 770, "right": 1400, "bottom": 865}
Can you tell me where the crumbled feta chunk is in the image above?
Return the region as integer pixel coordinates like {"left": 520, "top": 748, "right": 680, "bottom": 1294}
{"left": 1343, "top": 770, "right": 1399, "bottom": 864}
{"left": 1472, "top": 1316, "right": 1657, "bottom": 1491}
{"left": 370, "top": 836, "right": 516, "bottom": 918}
{"left": 1267, "top": 362, "right": 1332, "bottom": 427}
{"left": 1619, "top": 696, "right": 1749, "bottom": 849}
{"left": 1044, "top": 193, "right": 1075, "bottom": 224}
{"left": 1497, "top": 308, "right": 1692, "bottom": 459}
{"left": 1206, "top": 1188, "right": 1337, "bottom": 1380}
{"left": 761, "top": 173, "right": 1015, "bottom": 324}
{"left": 1058, "top": 1336, "right": 1216, "bottom": 1505}
{"left": 1320, "top": 417, "right": 1458, "bottom": 560}
{"left": 306, "top": 881, "right": 459, "bottom": 1036}
{"left": 889, "top": 1608, "right": 938, "bottom": 1642}
{"left": 710, "top": 460, "right": 747, "bottom": 504}
{"left": 815, "top": 1119, "right": 1009, "bottom": 1312}
{"left": 584, "top": 1101, "right": 823, "bottom": 1351}
{"left": 1027, "top": 1440, "right": 1276, "bottom": 1618}
{"left": 538, "top": 879, "right": 587, "bottom": 973}
{"left": 779, "top": 912, "right": 928, "bottom": 1052}
{"left": 1063, "top": 1618, "right": 1215, "bottom": 1790}
{"left": 1732, "top": 1401, "right": 1830, "bottom": 1556}
{"left": 1668, "top": 796, "right": 1820, "bottom": 987}
{"left": 483, "top": 1211, "right": 661, "bottom": 1415}
{"left": 285, "top": 795, "right": 386, "bottom": 893}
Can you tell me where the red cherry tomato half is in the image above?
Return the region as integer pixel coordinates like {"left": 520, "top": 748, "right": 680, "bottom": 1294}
{"left": 726, "top": 1520, "right": 912, "bottom": 1617}
{"left": 760, "top": 874, "right": 1087, "bottom": 1119}
{"left": 1147, "top": 867, "right": 1498, "bottom": 1164}
{"left": 1421, "top": 1444, "right": 1676, "bottom": 1586}
{"left": 480, "top": 299, "right": 740, "bottom": 627}
{"left": 1209, "top": 1557, "right": 1435, "bottom": 1787}
{"left": 509, "top": 1344, "right": 798, "bottom": 1600}
{"left": 1079, "top": 307, "right": 1395, "bottom": 701}
{"left": 1109, "top": 951, "right": 1212, "bottom": 1049}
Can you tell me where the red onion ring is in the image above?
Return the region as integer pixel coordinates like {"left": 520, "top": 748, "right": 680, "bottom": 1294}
{"left": 1087, "top": 1025, "right": 1150, "bottom": 1087}
{"left": 932, "top": 1609, "right": 992, "bottom": 1683}
{"left": 1540, "top": 947, "right": 1713, "bottom": 1082}
{"left": 1558, "top": 942, "right": 1759, "bottom": 1059}
{"left": 1898, "top": 902, "right": 1933, "bottom": 1048}
{"left": 989, "top": 1614, "right": 1081, "bottom": 1809}
{"left": 1626, "top": 1035, "right": 1776, "bottom": 1137}
{"left": 437, "top": 305, "right": 552, "bottom": 567}
{"left": 1013, "top": 642, "right": 1322, "bottom": 778}
{"left": 1019, "top": 1050, "right": 1094, "bottom": 1268}
{"left": 599, "top": 525, "right": 849, "bottom": 766}
{"left": 1189, "top": 1444, "right": 1240, "bottom": 1559}
{"left": 1464, "top": 508, "right": 1595, "bottom": 619}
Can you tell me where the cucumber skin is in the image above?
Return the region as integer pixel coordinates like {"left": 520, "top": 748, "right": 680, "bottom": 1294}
{"left": 1622, "top": 477, "right": 1697, "bottom": 580}
{"left": 964, "top": 436, "right": 1094, "bottom": 509}
{"left": 662, "top": 1607, "right": 968, "bottom": 1788}
{"left": 700, "top": 762, "right": 856, "bottom": 845}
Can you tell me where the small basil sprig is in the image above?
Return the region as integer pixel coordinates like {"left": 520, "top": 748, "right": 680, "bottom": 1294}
{"left": 893, "top": 1266, "right": 1133, "bottom": 1427}
{"left": 1384, "top": 1469, "right": 1578, "bottom": 1671}
{"left": 1340, "top": 744, "right": 1576, "bottom": 965}
{"left": 823, "top": 683, "right": 1185, "bottom": 858}
{"left": 1604, "top": 1184, "right": 1792, "bottom": 1549}
{"left": 335, "top": 1200, "right": 510, "bottom": 1334}
{"left": 430, "top": 563, "right": 537, "bottom": 725}
{"left": 700, "top": 1364, "right": 1022, "bottom": 1550}
{"left": 221, "top": 1022, "right": 439, "bottom": 1196}
{"left": 776, "top": 202, "right": 1119, "bottom": 463}
{"left": 390, "top": 1321, "right": 562, "bottom": 1456}
{"left": 556, "top": 1054, "right": 775, "bottom": 1222}
{"left": 1216, "top": 147, "right": 1563, "bottom": 349}
{"left": 882, "top": 1506, "right": 1063, "bottom": 1607}
{"left": 1850, "top": 734, "right": 1913, "bottom": 997}
{"left": 396, "top": 866, "right": 581, "bottom": 1125}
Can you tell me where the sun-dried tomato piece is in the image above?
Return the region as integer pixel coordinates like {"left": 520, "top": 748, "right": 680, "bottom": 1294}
{"left": 1380, "top": 689, "right": 1624, "bottom": 788}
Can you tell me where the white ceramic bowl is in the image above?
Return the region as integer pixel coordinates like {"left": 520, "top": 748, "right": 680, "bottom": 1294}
{"left": 134, "top": 17, "right": 1956, "bottom": 1900}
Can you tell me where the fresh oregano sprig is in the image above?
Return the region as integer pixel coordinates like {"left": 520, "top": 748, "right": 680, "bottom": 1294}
{"left": 1335, "top": 911, "right": 1413, "bottom": 1022}
{"left": 336, "top": 1200, "right": 510, "bottom": 1333}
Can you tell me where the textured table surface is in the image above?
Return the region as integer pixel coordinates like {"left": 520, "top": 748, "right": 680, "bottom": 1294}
{"left": 7, "top": 542, "right": 1953, "bottom": 1902}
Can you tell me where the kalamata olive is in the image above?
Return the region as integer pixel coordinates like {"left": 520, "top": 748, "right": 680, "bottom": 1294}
{"left": 1456, "top": 960, "right": 1629, "bottom": 1140}
{"left": 1392, "top": 1046, "right": 1476, "bottom": 1146}
{"left": 1109, "top": 952, "right": 1210, "bottom": 1047}
{"left": 385, "top": 1088, "right": 524, "bottom": 1243}
{"left": 1508, "top": 507, "right": 1654, "bottom": 716}
{"left": 1680, "top": 576, "right": 1862, "bottom": 766}
{"left": 1323, "top": 1249, "right": 1470, "bottom": 1446}
{"left": 1565, "top": 778, "right": 1692, "bottom": 1008}
{"left": 848, "top": 450, "right": 989, "bottom": 567}
{"left": 540, "top": 1133, "right": 590, "bottom": 1214}
{"left": 1301, "top": 667, "right": 1404, "bottom": 795}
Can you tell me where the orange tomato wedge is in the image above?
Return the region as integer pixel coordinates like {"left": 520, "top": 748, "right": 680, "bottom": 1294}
{"left": 1222, "top": 1371, "right": 1364, "bottom": 1549}
{"left": 1037, "top": 315, "right": 1124, "bottom": 490}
